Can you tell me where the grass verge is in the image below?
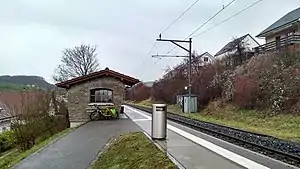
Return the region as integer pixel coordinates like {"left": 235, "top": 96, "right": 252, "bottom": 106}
{"left": 131, "top": 100, "right": 300, "bottom": 142}
{"left": 0, "top": 128, "right": 72, "bottom": 169}
{"left": 92, "top": 132, "right": 177, "bottom": 169}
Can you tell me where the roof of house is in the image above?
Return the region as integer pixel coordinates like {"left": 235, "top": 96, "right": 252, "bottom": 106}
{"left": 197, "top": 52, "right": 214, "bottom": 60}
{"left": 176, "top": 52, "right": 214, "bottom": 69}
{"left": 0, "top": 91, "right": 36, "bottom": 119}
{"left": 0, "top": 91, "right": 41, "bottom": 108}
{"left": 215, "top": 34, "right": 248, "bottom": 57}
{"left": 257, "top": 7, "right": 300, "bottom": 37}
{"left": 0, "top": 101, "right": 12, "bottom": 120}
{"left": 55, "top": 67, "right": 140, "bottom": 88}
{"left": 214, "top": 34, "right": 259, "bottom": 57}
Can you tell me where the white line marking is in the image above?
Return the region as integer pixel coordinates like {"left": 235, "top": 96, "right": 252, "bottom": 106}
{"left": 125, "top": 106, "right": 151, "bottom": 120}
{"left": 143, "top": 131, "right": 152, "bottom": 139}
{"left": 124, "top": 105, "right": 270, "bottom": 169}
{"left": 132, "top": 119, "right": 151, "bottom": 122}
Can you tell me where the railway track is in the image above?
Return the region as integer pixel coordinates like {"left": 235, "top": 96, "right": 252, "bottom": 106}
{"left": 124, "top": 103, "right": 300, "bottom": 168}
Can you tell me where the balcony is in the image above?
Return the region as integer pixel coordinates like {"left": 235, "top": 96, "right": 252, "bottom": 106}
{"left": 254, "top": 35, "right": 300, "bottom": 53}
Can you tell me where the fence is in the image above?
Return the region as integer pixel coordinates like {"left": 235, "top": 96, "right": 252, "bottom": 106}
{"left": 254, "top": 35, "right": 300, "bottom": 53}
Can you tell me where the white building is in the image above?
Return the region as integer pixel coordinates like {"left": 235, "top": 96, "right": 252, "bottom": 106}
{"left": 214, "top": 34, "right": 260, "bottom": 59}
{"left": 194, "top": 52, "right": 215, "bottom": 65}
{"left": 256, "top": 7, "right": 300, "bottom": 52}
{"left": 0, "top": 102, "right": 12, "bottom": 133}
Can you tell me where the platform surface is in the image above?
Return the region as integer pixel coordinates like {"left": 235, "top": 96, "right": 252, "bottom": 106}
{"left": 124, "top": 105, "right": 299, "bottom": 169}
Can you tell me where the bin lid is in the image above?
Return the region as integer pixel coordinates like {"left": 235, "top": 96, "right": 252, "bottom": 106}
{"left": 153, "top": 103, "right": 167, "bottom": 107}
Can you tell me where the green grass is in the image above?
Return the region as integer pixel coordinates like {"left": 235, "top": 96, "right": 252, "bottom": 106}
{"left": 134, "top": 100, "right": 300, "bottom": 142}
{"left": 0, "top": 82, "right": 28, "bottom": 91}
{"left": 92, "top": 132, "right": 177, "bottom": 169}
{"left": 0, "top": 128, "right": 72, "bottom": 169}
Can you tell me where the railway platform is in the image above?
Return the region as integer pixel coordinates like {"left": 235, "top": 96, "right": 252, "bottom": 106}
{"left": 123, "top": 105, "right": 299, "bottom": 169}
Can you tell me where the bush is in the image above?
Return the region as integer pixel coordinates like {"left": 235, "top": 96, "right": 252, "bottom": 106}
{"left": 234, "top": 75, "right": 258, "bottom": 108}
{"left": 10, "top": 90, "right": 69, "bottom": 151}
{"left": 210, "top": 50, "right": 300, "bottom": 113}
{"left": 0, "top": 130, "right": 16, "bottom": 153}
{"left": 192, "top": 65, "right": 220, "bottom": 107}
{"left": 256, "top": 51, "right": 300, "bottom": 113}
{"left": 127, "top": 83, "right": 151, "bottom": 102}
{"left": 151, "top": 74, "right": 187, "bottom": 104}
{"left": 148, "top": 49, "right": 300, "bottom": 114}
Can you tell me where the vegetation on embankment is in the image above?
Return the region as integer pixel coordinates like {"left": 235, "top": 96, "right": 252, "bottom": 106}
{"left": 0, "top": 128, "right": 72, "bottom": 169}
{"left": 0, "top": 82, "right": 29, "bottom": 91}
{"left": 92, "top": 132, "right": 177, "bottom": 169}
{"left": 132, "top": 99, "right": 300, "bottom": 142}
{"left": 0, "top": 90, "right": 70, "bottom": 168}
{"left": 126, "top": 50, "right": 300, "bottom": 142}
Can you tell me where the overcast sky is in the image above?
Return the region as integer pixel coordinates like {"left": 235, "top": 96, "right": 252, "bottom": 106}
{"left": 0, "top": 0, "right": 300, "bottom": 84}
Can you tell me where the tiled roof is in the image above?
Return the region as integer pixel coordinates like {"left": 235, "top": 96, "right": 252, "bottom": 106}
{"left": 55, "top": 67, "right": 140, "bottom": 88}
{"left": 0, "top": 101, "right": 12, "bottom": 120}
{"left": 197, "top": 52, "right": 214, "bottom": 61}
{"left": 257, "top": 7, "right": 300, "bottom": 37}
{"left": 215, "top": 34, "right": 249, "bottom": 57}
{"left": 0, "top": 91, "right": 41, "bottom": 118}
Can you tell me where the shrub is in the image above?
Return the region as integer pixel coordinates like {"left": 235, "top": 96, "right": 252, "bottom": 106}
{"left": 10, "top": 90, "right": 69, "bottom": 151}
{"left": 192, "top": 65, "right": 220, "bottom": 107}
{"left": 234, "top": 75, "right": 259, "bottom": 108}
{"left": 256, "top": 51, "right": 300, "bottom": 113}
{"left": 0, "top": 130, "right": 16, "bottom": 153}
{"left": 151, "top": 74, "right": 187, "bottom": 104}
{"left": 211, "top": 69, "right": 236, "bottom": 102}
{"left": 128, "top": 83, "right": 151, "bottom": 102}
{"left": 149, "top": 49, "right": 300, "bottom": 114}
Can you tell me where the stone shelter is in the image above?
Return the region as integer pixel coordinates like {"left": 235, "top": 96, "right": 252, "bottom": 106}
{"left": 55, "top": 68, "right": 139, "bottom": 127}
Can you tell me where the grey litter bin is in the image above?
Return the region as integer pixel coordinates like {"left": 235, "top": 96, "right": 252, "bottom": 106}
{"left": 151, "top": 104, "right": 167, "bottom": 140}
{"left": 120, "top": 105, "right": 124, "bottom": 114}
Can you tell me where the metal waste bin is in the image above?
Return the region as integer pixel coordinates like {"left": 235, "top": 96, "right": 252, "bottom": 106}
{"left": 151, "top": 104, "right": 167, "bottom": 140}
{"left": 120, "top": 105, "right": 124, "bottom": 114}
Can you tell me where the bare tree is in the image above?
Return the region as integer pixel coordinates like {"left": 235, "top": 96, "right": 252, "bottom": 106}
{"left": 224, "top": 37, "right": 251, "bottom": 68}
{"left": 53, "top": 44, "right": 100, "bottom": 82}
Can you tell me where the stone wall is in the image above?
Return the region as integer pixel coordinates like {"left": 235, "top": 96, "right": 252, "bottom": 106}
{"left": 66, "top": 77, "right": 125, "bottom": 122}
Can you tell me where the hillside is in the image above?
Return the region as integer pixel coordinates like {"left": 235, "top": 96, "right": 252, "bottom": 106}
{"left": 0, "top": 75, "right": 55, "bottom": 90}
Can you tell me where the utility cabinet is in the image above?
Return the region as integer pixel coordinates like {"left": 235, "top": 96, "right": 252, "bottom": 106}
{"left": 177, "top": 94, "right": 197, "bottom": 113}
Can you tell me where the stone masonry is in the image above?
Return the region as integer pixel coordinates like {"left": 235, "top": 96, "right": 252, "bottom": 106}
{"left": 66, "top": 77, "right": 125, "bottom": 122}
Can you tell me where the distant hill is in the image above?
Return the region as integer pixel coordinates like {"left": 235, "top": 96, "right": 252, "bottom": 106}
{"left": 0, "top": 75, "right": 55, "bottom": 90}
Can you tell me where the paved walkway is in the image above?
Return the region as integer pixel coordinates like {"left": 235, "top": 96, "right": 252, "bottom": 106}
{"left": 13, "top": 119, "right": 141, "bottom": 169}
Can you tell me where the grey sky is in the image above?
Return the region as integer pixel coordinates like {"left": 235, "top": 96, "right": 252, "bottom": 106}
{"left": 0, "top": 0, "right": 300, "bottom": 84}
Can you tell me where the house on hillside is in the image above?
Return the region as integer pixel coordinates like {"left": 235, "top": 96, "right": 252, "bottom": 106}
{"left": 255, "top": 7, "right": 300, "bottom": 52}
{"left": 56, "top": 67, "right": 139, "bottom": 127}
{"left": 214, "top": 34, "right": 260, "bottom": 59}
{"left": 193, "top": 52, "right": 215, "bottom": 65}
{"left": 0, "top": 101, "right": 12, "bottom": 133}
{"left": 0, "top": 90, "right": 69, "bottom": 132}
{"left": 163, "top": 52, "right": 215, "bottom": 79}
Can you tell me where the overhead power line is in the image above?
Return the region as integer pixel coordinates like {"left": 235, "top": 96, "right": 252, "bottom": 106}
{"left": 186, "top": 0, "right": 236, "bottom": 38}
{"left": 139, "top": 0, "right": 202, "bottom": 79}
{"left": 137, "top": 42, "right": 157, "bottom": 78}
{"left": 143, "top": 0, "right": 262, "bottom": 80}
{"left": 160, "top": 0, "right": 263, "bottom": 71}
{"left": 193, "top": 0, "right": 263, "bottom": 38}
{"left": 165, "top": 0, "right": 237, "bottom": 55}
{"left": 161, "top": 0, "right": 201, "bottom": 35}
